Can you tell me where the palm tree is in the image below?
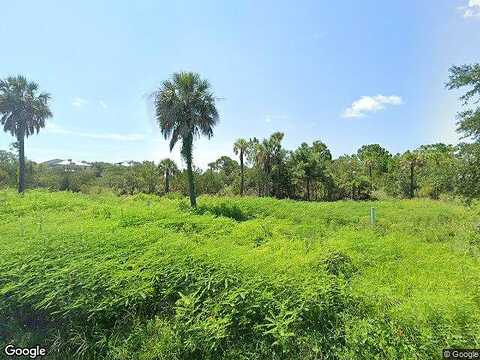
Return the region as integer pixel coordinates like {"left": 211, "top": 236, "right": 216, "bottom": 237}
{"left": 258, "top": 132, "right": 284, "bottom": 196}
{"left": 159, "top": 158, "right": 178, "bottom": 193}
{"left": 152, "top": 72, "right": 219, "bottom": 207}
{"left": 0, "top": 76, "right": 52, "bottom": 193}
{"left": 401, "top": 150, "right": 424, "bottom": 199}
{"left": 233, "top": 138, "right": 248, "bottom": 196}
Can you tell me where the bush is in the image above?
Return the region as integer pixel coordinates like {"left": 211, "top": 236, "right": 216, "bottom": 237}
{"left": 0, "top": 191, "right": 479, "bottom": 359}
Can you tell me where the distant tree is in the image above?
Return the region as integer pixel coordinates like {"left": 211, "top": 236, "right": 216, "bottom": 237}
{"left": 152, "top": 72, "right": 219, "bottom": 207}
{"left": 416, "top": 144, "right": 457, "bottom": 199}
{"left": 455, "top": 142, "right": 480, "bottom": 201}
{"left": 357, "top": 144, "right": 391, "bottom": 188}
{"left": 207, "top": 155, "right": 239, "bottom": 194}
{"left": 246, "top": 137, "right": 263, "bottom": 196}
{"left": 400, "top": 151, "right": 424, "bottom": 199}
{"left": 446, "top": 64, "right": 480, "bottom": 141}
{"left": 0, "top": 76, "right": 52, "bottom": 193}
{"left": 198, "top": 168, "right": 224, "bottom": 194}
{"left": 208, "top": 156, "right": 239, "bottom": 177}
{"left": 136, "top": 161, "right": 159, "bottom": 194}
{"left": 233, "top": 138, "right": 248, "bottom": 196}
{"left": 244, "top": 133, "right": 292, "bottom": 198}
{"left": 0, "top": 150, "right": 17, "bottom": 187}
{"left": 159, "top": 158, "right": 178, "bottom": 193}
{"left": 329, "top": 155, "right": 371, "bottom": 200}
{"left": 255, "top": 132, "right": 287, "bottom": 197}
{"left": 291, "top": 141, "right": 332, "bottom": 200}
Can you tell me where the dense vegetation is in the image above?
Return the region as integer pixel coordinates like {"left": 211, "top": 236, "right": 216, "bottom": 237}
{"left": 1, "top": 65, "right": 480, "bottom": 358}
{"left": 0, "top": 64, "right": 480, "bottom": 204}
{"left": 1, "top": 190, "right": 479, "bottom": 359}
{"left": 0, "top": 139, "right": 477, "bottom": 203}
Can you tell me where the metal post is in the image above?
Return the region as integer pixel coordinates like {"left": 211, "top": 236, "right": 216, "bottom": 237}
{"left": 370, "top": 207, "right": 376, "bottom": 225}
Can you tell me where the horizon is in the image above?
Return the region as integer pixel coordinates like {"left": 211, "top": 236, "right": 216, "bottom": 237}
{"left": 1, "top": 0, "right": 479, "bottom": 168}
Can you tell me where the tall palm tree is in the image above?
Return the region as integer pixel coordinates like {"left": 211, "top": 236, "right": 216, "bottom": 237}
{"left": 233, "top": 138, "right": 248, "bottom": 196}
{"left": 152, "top": 72, "right": 219, "bottom": 207}
{"left": 159, "top": 158, "right": 178, "bottom": 193}
{"left": 257, "top": 132, "right": 284, "bottom": 196}
{"left": 0, "top": 76, "right": 52, "bottom": 193}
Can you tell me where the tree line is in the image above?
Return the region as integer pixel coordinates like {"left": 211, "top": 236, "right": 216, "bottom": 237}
{"left": 1, "top": 64, "right": 479, "bottom": 205}
{"left": 0, "top": 137, "right": 475, "bottom": 202}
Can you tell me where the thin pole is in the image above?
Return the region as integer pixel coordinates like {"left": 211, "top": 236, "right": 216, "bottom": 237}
{"left": 370, "top": 207, "right": 376, "bottom": 225}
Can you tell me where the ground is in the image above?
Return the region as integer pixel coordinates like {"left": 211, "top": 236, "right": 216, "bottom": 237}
{"left": 0, "top": 190, "right": 479, "bottom": 359}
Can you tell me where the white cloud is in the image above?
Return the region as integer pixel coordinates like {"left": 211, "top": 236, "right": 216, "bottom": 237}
{"left": 45, "top": 122, "right": 145, "bottom": 141}
{"left": 72, "top": 97, "right": 88, "bottom": 108}
{"left": 99, "top": 100, "right": 108, "bottom": 109}
{"left": 460, "top": 0, "right": 480, "bottom": 18}
{"left": 342, "top": 95, "right": 403, "bottom": 118}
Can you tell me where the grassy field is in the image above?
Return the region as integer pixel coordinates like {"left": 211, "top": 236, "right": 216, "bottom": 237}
{"left": 0, "top": 190, "right": 479, "bottom": 359}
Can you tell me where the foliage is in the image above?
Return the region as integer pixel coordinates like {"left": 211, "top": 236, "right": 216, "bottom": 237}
{"left": 456, "top": 142, "right": 480, "bottom": 201}
{"left": 159, "top": 158, "right": 178, "bottom": 193}
{"left": 0, "top": 75, "right": 52, "bottom": 192}
{"left": 233, "top": 138, "right": 249, "bottom": 196}
{"left": 329, "top": 155, "right": 371, "bottom": 200}
{"left": 446, "top": 64, "right": 480, "bottom": 141}
{"left": 152, "top": 72, "right": 219, "bottom": 207}
{"left": 357, "top": 144, "right": 391, "bottom": 188}
{"left": 1, "top": 191, "right": 479, "bottom": 359}
{"left": 290, "top": 141, "right": 332, "bottom": 201}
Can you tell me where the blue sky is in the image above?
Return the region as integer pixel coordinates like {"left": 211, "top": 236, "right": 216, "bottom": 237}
{"left": 1, "top": 0, "right": 479, "bottom": 168}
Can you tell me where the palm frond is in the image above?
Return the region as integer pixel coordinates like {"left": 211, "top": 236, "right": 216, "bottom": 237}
{"left": 151, "top": 72, "right": 219, "bottom": 151}
{"left": 0, "top": 75, "right": 52, "bottom": 138}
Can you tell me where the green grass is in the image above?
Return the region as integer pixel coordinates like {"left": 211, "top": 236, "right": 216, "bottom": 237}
{"left": 0, "top": 190, "right": 479, "bottom": 359}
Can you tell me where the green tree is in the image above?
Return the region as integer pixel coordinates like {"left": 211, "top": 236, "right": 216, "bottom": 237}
{"left": 246, "top": 137, "right": 264, "bottom": 196}
{"left": 400, "top": 151, "right": 424, "bottom": 199}
{"left": 446, "top": 64, "right": 480, "bottom": 141}
{"left": 455, "top": 142, "right": 480, "bottom": 201}
{"left": 0, "top": 76, "right": 52, "bottom": 193}
{"left": 291, "top": 141, "right": 332, "bottom": 200}
{"left": 357, "top": 144, "right": 391, "bottom": 188}
{"left": 258, "top": 132, "right": 286, "bottom": 197}
{"left": 245, "top": 133, "right": 292, "bottom": 198}
{"left": 329, "top": 155, "right": 371, "bottom": 200}
{"left": 208, "top": 155, "right": 239, "bottom": 177}
{"left": 0, "top": 150, "right": 17, "bottom": 187}
{"left": 136, "top": 161, "right": 159, "bottom": 194}
{"left": 416, "top": 144, "right": 457, "bottom": 199}
{"left": 152, "top": 72, "right": 219, "bottom": 207}
{"left": 159, "top": 158, "right": 178, "bottom": 193}
{"left": 198, "top": 168, "right": 224, "bottom": 194}
{"left": 233, "top": 138, "right": 248, "bottom": 196}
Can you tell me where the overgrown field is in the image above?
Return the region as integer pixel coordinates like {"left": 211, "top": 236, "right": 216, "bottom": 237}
{"left": 0, "top": 190, "right": 479, "bottom": 359}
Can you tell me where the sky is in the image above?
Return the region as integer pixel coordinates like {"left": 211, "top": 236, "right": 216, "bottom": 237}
{"left": 1, "top": 0, "right": 479, "bottom": 168}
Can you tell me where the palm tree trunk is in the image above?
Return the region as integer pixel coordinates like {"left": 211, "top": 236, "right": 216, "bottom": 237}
{"left": 240, "top": 151, "right": 244, "bottom": 196}
{"left": 306, "top": 178, "right": 311, "bottom": 201}
{"left": 182, "top": 135, "right": 196, "bottom": 207}
{"left": 409, "top": 163, "right": 414, "bottom": 199}
{"left": 186, "top": 158, "right": 196, "bottom": 207}
{"left": 17, "top": 131, "right": 26, "bottom": 193}
{"left": 165, "top": 169, "right": 170, "bottom": 193}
